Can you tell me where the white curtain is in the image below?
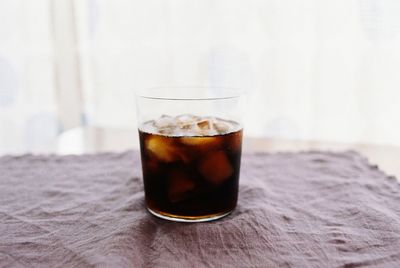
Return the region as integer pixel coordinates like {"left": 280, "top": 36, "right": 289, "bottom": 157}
{"left": 1, "top": 0, "right": 400, "bottom": 154}
{"left": 0, "top": 0, "right": 57, "bottom": 154}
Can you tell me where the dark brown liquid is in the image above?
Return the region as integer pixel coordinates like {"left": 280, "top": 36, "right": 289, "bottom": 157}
{"left": 139, "top": 128, "right": 242, "bottom": 220}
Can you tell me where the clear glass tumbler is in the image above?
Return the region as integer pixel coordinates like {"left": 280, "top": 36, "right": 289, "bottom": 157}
{"left": 136, "top": 87, "right": 243, "bottom": 222}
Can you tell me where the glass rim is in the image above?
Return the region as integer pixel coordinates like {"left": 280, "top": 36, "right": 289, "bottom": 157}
{"left": 136, "top": 87, "right": 243, "bottom": 101}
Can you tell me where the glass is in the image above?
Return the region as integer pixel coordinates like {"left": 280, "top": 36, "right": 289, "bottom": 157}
{"left": 136, "top": 87, "right": 243, "bottom": 222}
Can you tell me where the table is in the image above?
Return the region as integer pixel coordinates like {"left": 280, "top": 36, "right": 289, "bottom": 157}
{"left": 245, "top": 137, "right": 400, "bottom": 180}
{"left": 2, "top": 128, "right": 400, "bottom": 267}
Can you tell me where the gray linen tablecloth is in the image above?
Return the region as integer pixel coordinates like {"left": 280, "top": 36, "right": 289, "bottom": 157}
{"left": 1, "top": 151, "right": 400, "bottom": 267}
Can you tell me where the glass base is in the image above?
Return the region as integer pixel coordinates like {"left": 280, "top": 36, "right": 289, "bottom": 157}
{"left": 147, "top": 207, "right": 233, "bottom": 223}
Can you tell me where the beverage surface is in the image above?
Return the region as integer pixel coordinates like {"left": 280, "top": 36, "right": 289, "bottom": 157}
{"left": 139, "top": 114, "right": 242, "bottom": 137}
{"left": 139, "top": 114, "right": 243, "bottom": 220}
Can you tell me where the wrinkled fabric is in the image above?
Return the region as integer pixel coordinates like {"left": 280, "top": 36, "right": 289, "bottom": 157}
{"left": 0, "top": 151, "right": 400, "bottom": 268}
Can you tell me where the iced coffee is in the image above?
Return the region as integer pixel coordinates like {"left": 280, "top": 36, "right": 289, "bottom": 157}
{"left": 139, "top": 114, "right": 242, "bottom": 221}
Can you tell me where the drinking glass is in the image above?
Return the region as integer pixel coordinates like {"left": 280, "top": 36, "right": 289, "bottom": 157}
{"left": 136, "top": 87, "right": 243, "bottom": 222}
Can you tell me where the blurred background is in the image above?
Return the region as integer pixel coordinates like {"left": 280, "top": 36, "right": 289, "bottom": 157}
{"left": 1, "top": 0, "right": 400, "bottom": 155}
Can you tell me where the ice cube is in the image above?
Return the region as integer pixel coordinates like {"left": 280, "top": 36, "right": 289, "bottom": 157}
{"left": 213, "top": 121, "right": 231, "bottom": 134}
{"left": 180, "top": 123, "right": 194, "bottom": 130}
{"left": 193, "top": 118, "right": 220, "bottom": 136}
{"left": 198, "top": 151, "right": 233, "bottom": 184}
{"left": 145, "top": 135, "right": 191, "bottom": 163}
{"left": 153, "top": 115, "right": 176, "bottom": 135}
{"left": 154, "top": 115, "right": 174, "bottom": 128}
{"left": 197, "top": 120, "right": 211, "bottom": 130}
{"left": 168, "top": 170, "right": 195, "bottom": 202}
{"left": 176, "top": 114, "right": 199, "bottom": 125}
{"left": 180, "top": 136, "right": 220, "bottom": 149}
{"left": 159, "top": 128, "right": 174, "bottom": 135}
{"left": 145, "top": 135, "right": 177, "bottom": 162}
{"left": 170, "top": 114, "right": 196, "bottom": 135}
